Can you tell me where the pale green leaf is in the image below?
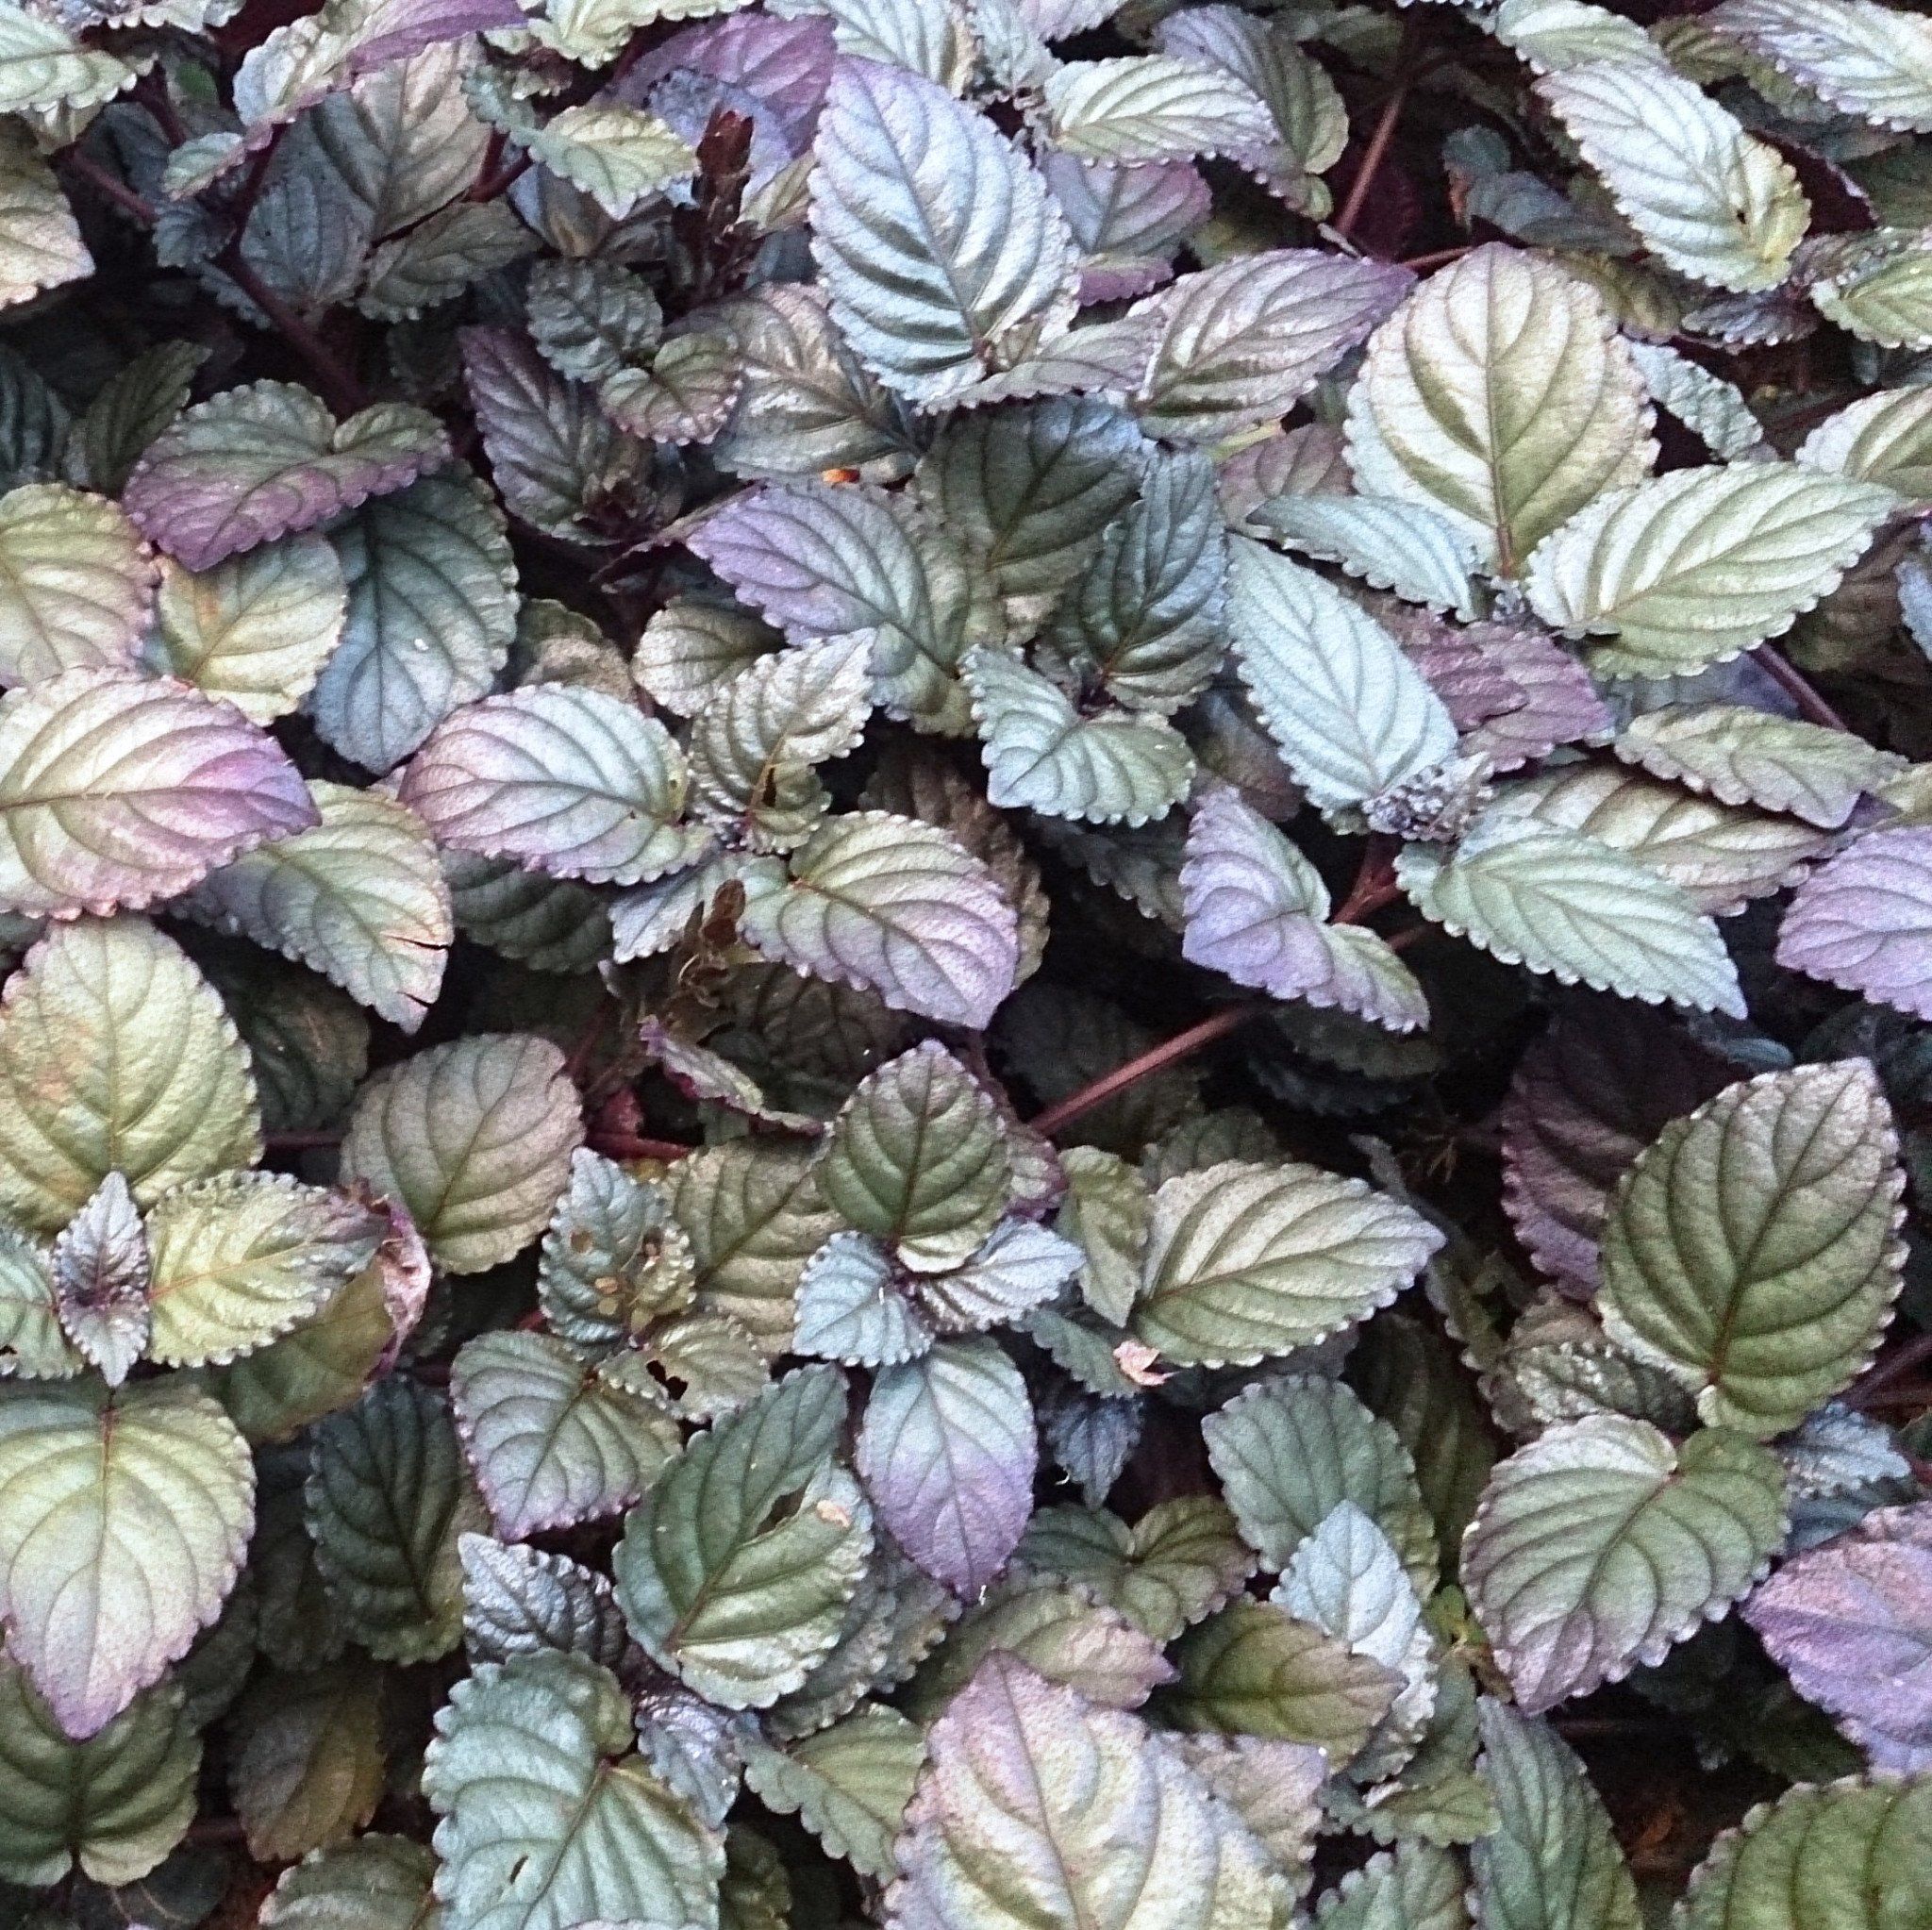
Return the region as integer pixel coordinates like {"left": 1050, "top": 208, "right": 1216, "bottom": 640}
{"left": 741, "top": 1704, "right": 924, "bottom": 1880}
{"left": 0, "top": 6, "right": 134, "bottom": 113}
{"left": 1317, "top": 1843, "right": 1467, "bottom": 1930}
{"left": 1257, "top": 494, "right": 1479, "bottom": 619}
{"left": 0, "top": 126, "right": 89, "bottom": 312}
{"left": 0, "top": 484, "right": 154, "bottom": 687}
{"left": 259, "top": 1834, "right": 440, "bottom": 1930}
{"left": 1709, "top": 0, "right": 1932, "bottom": 134}
{"left": 1804, "top": 226, "right": 1932, "bottom": 349}
{"left": 1042, "top": 56, "right": 1274, "bottom": 163}
{"left": 1798, "top": 387, "right": 1932, "bottom": 504}
{"left": 228, "top": 1663, "right": 384, "bottom": 1863}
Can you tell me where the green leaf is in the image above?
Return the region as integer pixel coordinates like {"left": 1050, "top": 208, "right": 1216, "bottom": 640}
{"left": 1228, "top": 538, "right": 1457, "bottom": 814}
{"left": 0, "top": 125, "right": 89, "bottom": 313}
{"left": 400, "top": 684, "right": 699, "bottom": 887}
{"left": 1626, "top": 341, "right": 1768, "bottom": 461}
{"left": 185, "top": 781, "right": 452, "bottom": 1029}
{"left": 740, "top": 810, "right": 1021, "bottom": 1030}
{"left": 1524, "top": 464, "right": 1896, "bottom": 675}
{"left": 891, "top": 1653, "right": 1287, "bottom": 1930}
{"left": 810, "top": 60, "right": 1076, "bottom": 402}
{"left": 0, "top": 1223, "right": 77, "bottom": 1379}
{"left": 451, "top": 1328, "right": 679, "bottom": 1539}
{"left": 1205, "top": 1374, "right": 1439, "bottom": 1590}
{"left": 1256, "top": 493, "right": 1479, "bottom": 620}
{"left": 306, "top": 1379, "right": 480, "bottom": 1664}
{"left": 1131, "top": 1157, "right": 1443, "bottom": 1369}
{"left": 1042, "top": 56, "right": 1274, "bottom": 162}
{"left": 1803, "top": 226, "right": 1932, "bottom": 349}
{"left": 1395, "top": 817, "right": 1745, "bottom": 1016}
{"left": 146, "top": 1171, "right": 385, "bottom": 1369}
{"left": 1614, "top": 704, "right": 1902, "bottom": 829}
{"left": 741, "top": 1704, "right": 924, "bottom": 1879}
{"left": 425, "top": 1650, "right": 724, "bottom": 1930}
{"left": 1472, "top": 1699, "right": 1641, "bottom": 1930}
{"left": 1461, "top": 1416, "right": 1786, "bottom": 1712}
{"left": 1318, "top": 1843, "right": 1467, "bottom": 1930}
{"left": 0, "top": 1664, "right": 196, "bottom": 1888}
{"left": 818, "top": 1042, "right": 1010, "bottom": 1273}
{"left": 0, "top": 667, "right": 317, "bottom": 919}
{"left": 445, "top": 853, "right": 611, "bottom": 975}
{"left": 1536, "top": 60, "right": 1809, "bottom": 291}
{"left": 68, "top": 339, "right": 208, "bottom": 498}
{"left": 459, "top": 1532, "right": 627, "bottom": 1672}
{"left": 259, "top": 1835, "right": 440, "bottom": 1930}
{"left": 614, "top": 1365, "right": 872, "bottom": 1707}
{"left": 1158, "top": 1600, "right": 1401, "bottom": 1757}
{"left": 1015, "top": 1497, "right": 1257, "bottom": 1641}
{"left": 0, "top": 6, "right": 134, "bottom": 113}
{"left": 1346, "top": 244, "right": 1656, "bottom": 575}
{"left": 858, "top": 1336, "right": 1036, "bottom": 1593}
{"left": 227, "top": 1663, "right": 384, "bottom": 1862}
{"left": 965, "top": 648, "right": 1195, "bottom": 827}
{"left": 1596, "top": 1063, "right": 1906, "bottom": 1436}
{"left": 144, "top": 535, "right": 348, "bottom": 726}
{"left": 0, "top": 918, "right": 261, "bottom": 1234}
{"left": 1674, "top": 1774, "right": 1932, "bottom": 1930}
{"left": 0, "top": 484, "right": 154, "bottom": 687}
{"left": 540, "top": 1150, "right": 693, "bottom": 1348}
{"left": 0, "top": 1375, "right": 253, "bottom": 1737}
{"left": 1797, "top": 386, "right": 1932, "bottom": 505}
{"left": 341, "top": 1034, "right": 583, "bottom": 1274}
{"left": 1708, "top": 0, "right": 1932, "bottom": 134}
{"left": 358, "top": 202, "right": 534, "bottom": 322}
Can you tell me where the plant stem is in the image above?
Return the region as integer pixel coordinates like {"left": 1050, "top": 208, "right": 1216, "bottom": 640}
{"left": 1334, "top": 22, "right": 1419, "bottom": 242}
{"left": 1334, "top": 835, "right": 1400, "bottom": 923}
{"left": 1398, "top": 244, "right": 1473, "bottom": 272}
{"left": 1753, "top": 643, "right": 1851, "bottom": 732}
{"left": 59, "top": 148, "right": 157, "bottom": 225}
{"left": 1027, "top": 1004, "right": 1267, "bottom": 1140}
{"left": 1851, "top": 1328, "right": 1932, "bottom": 1407}
{"left": 588, "top": 1130, "right": 694, "bottom": 1163}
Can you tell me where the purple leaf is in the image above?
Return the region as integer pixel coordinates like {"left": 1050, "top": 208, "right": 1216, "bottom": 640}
{"left": 1459, "top": 622, "right": 1612, "bottom": 774}
{"left": 625, "top": 13, "right": 836, "bottom": 152}
{"left": 344, "top": 0, "right": 526, "bottom": 72}
{"left": 0, "top": 667, "right": 318, "bottom": 918}
{"left": 124, "top": 382, "right": 450, "bottom": 571}
{"left": 858, "top": 1336, "right": 1036, "bottom": 1593}
{"left": 1744, "top": 1501, "right": 1932, "bottom": 1772}
{"left": 1776, "top": 824, "right": 1932, "bottom": 1023}
{"left": 1500, "top": 993, "right": 1731, "bottom": 1294}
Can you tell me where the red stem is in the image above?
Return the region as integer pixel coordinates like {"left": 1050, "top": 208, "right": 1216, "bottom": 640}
{"left": 1027, "top": 1004, "right": 1268, "bottom": 1140}
{"left": 1850, "top": 1328, "right": 1932, "bottom": 1407}
{"left": 1334, "top": 835, "right": 1401, "bottom": 924}
{"left": 589, "top": 1130, "right": 694, "bottom": 1163}
{"left": 1399, "top": 244, "right": 1473, "bottom": 273}
{"left": 1754, "top": 643, "right": 1851, "bottom": 732}
{"left": 1334, "top": 24, "right": 1419, "bottom": 243}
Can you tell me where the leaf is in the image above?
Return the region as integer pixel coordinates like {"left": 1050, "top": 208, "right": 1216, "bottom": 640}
{"left": 1462, "top": 1416, "right": 1786, "bottom": 1712}
{"left": 1471, "top": 1699, "right": 1641, "bottom": 1930}
{"left": 460, "top": 1532, "right": 629, "bottom": 1671}
{"left": 0, "top": 667, "right": 317, "bottom": 919}
{"left": 308, "top": 470, "right": 518, "bottom": 774}
{"left": 1524, "top": 465, "right": 1895, "bottom": 676}
{"left": 425, "top": 1650, "right": 724, "bottom": 1930}
{"left": 1132, "top": 251, "right": 1410, "bottom": 444}
{"left": 144, "top": 1172, "right": 380, "bottom": 1372}
{"left": 306, "top": 1379, "right": 478, "bottom": 1664}
{"left": 69, "top": 340, "right": 208, "bottom": 498}
{"left": 1798, "top": 388, "right": 1932, "bottom": 504}
{"left": 451, "top": 1328, "right": 678, "bottom": 1539}
{"left": 818, "top": 1042, "right": 1010, "bottom": 1273}
{"left": 1536, "top": 60, "right": 1809, "bottom": 291}
{"left": 259, "top": 1835, "right": 439, "bottom": 1930}
{"left": 1743, "top": 1500, "right": 1932, "bottom": 1772}
{"left": 1777, "top": 824, "right": 1932, "bottom": 1021}
{"left": 890, "top": 1652, "right": 1285, "bottom": 1930}
{"left": 447, "top": 852, "right": 612, "bottom": 976}
{"left": 358, "top": 201, "right": 536, "bottom": 323}
{"left": 518, "top": 103, "right": 695, "bottom": 219}
{"left": 0, "top": 1375, "right": 253, "bottom": 1737}
{"left": 966, "top": 648, "right": 1194, "bottom": 827}
{"left": 0, "top": 484, "right": 154, "bottom": 687}
{"left": 1204, "top": 1374, "right": 1439, "bottom": 1590}
{"left": 1016, "top": 1498, "right": 1256, "bottom": 1641}
{"left": 0, "top": 1665, "right": 196, "bottom": 1888}
{"left": 1180, "top": 787, "right": 1429, "bottom": 1032}
{"left": 1345, "top": 244, "right": 1656, "bottom": 575}
{"left": 741, "top": 810, "right": 1020, "bottom": 1029}
{"left": 1616, "top": 704, "right": 1900, "bottom": 830}
{"left": 1597, "top": 1063, "right": 1906, "bottom": 1436}
{"left": 1708, "top": 0, "right": 1932, "bottom": 135}
{"left": 809, "top": 58, "right": 1076, "bottom": 403}
{"left": 227, "top": 1663, "right": 384, "bottom": 1862}
{"left": 1228, "top": 539, "right": 1458, "bottom": 815}
{"left": 741, "top": 1703, "right": 924, "bottom": 1879}
{"left": 401, "top": 685, "right": 698, "bottom": 887}
{"left": 0, "top": 918, "right": 260, "bottom": 1234}
{"left": 1804, "top": 226, "right": 1932, "bottom": 348}
{"left": 123, "top": 381, "right": 449, "bottom": 571}
{"left": 1131, "top": 1158, "right": 1443, "bottom": 1370}
{"left": 1676, "top": 1773, "right": 1932, "bottom": 1930}
{"left": 1158, "top": 1600, "right": 1400, "bottom": 1757}
{"left": 0, "top": 1223, "right": 76, "bottom": 1379}
{"left": 1396, "top": 817, "right": 1745, "bottom": 1015}
{"left": 341, "top": 1034, "right": 583, "bottom": 1275}
{"left": 0, "top": 7, "right": 133, "bottom": 113}
{"left": 614, "top": 1366, "right": 872, "bottom": 1707}
{"left": 1317, "top": 1843, "right": 1467, "bottom": 1930}
{"left": 0, "top": 125, "right": 89, "bottom": 312}
{"left": 49, "top": 1173, "right": 148, "bottom": 1388}
{"left": 1256, "top": 494, "right": 1478, "bottom": 620}
{"left": 858, "top": 1337, "right": 1036, "bottom": 1594}
{"left": 1626, "top": 340, "right": 1767, "bottom": 461}
{"left": 144, "top": 535, "right": 348, "bottom": 726}
{"left": 1042, "top": 56, "right": 1274, "bottom": 163}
